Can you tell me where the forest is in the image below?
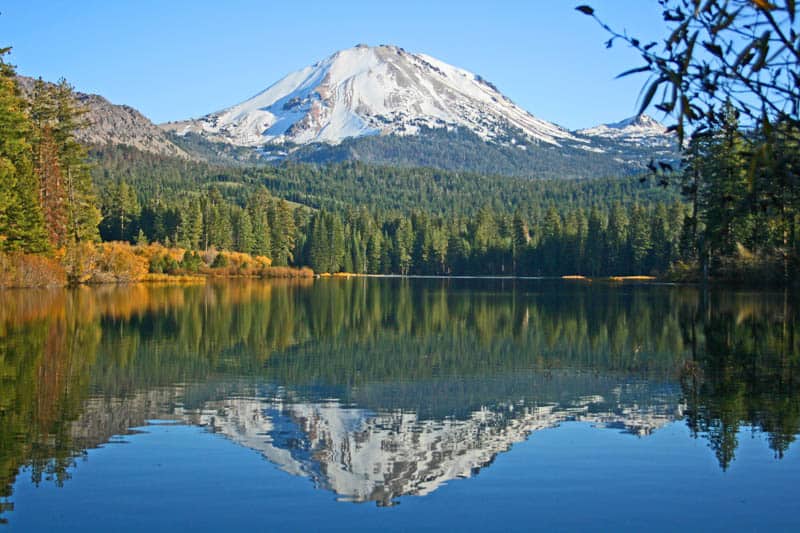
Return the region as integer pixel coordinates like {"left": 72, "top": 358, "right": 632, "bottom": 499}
{"left": 1, "top": 38, "right": 798, "bottom": 284}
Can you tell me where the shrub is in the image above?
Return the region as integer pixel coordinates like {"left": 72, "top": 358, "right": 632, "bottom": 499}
{"left": 62, "top": 242, "right": 99, "bottom": 284}
{"left": 263, "top": 266, "right": 315, "bottom": 278}
{"left": 91, "top": 243, "right": 149, "bottom": 283}
{"left": 0, "top": 252, "right": 67, "bottom": 288}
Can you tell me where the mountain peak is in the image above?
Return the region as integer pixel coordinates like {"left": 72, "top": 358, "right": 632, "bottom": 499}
{"left": 604, "top": 113, "right": 664, "bottom": 131}
{"left": 162, "top": 46, "right": 576, "bottom": 147}
{"left": 577, "top": 113, "right": 671, "bottom": 148}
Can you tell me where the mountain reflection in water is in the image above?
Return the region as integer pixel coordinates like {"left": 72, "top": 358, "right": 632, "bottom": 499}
{"left": 0, "top": 279, "right": 798, "bottom": 516}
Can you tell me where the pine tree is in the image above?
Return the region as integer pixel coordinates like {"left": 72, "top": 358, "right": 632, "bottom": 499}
{"left": 511, "top": 210, "right": 530, "bottom": 274}
{"left": 628, "top": 203, "right": 651, "bottom": 274}
{"left": 233, "top": 207, "right": 254, "bottom": 253}
{"left": 606, "top": 202, "right": 629, "bottom": 274}
{"left": 177, "top": 198, "right": 203, "bottom": 250}
{"left": 700, "top": 103, "right": 748, "bottom": 260}
{"left": 649, "top": 203, "right": 672, "bottom": 273}
{"left": 269, "top": 199, "right": 296, "bottom": 266}
{"left": 430, "top": 227, "right": 448, "bottom": 275}
{"left": 540, "top": 205, "right": 562, "bottom": 274}
{"left": 52, "top": 80, "right": 100, "bottom": 244}
{"left": 308, "top": 211, "right": 330, "bottom": 273}
{"left": 36, "top": 129, "right": 67, "bottom": 246}
{"left": 394, "top": 217, "right": 414, "bottom": 275}
{"left": 585, "top": 207, "right": 605, "bottom": 276}
{"left": 367, "top": 230, "right": 382, "bottom": 273}
{"left": 100, "top": 179, "right": 139, "bottom": 242}
{"left": 0, "top": 49, "right": 48, "bottom": 253}
{"left": 30, "top": 79, "right": 67, "bottom": 248}
{"left": 329, "top": 212, "right": 345, "bottom": 272}
{"left": 204, "top": 188, "right": 233, "bottom": 250}
{"left": 247, "top": 187, "right": 272, "bottom": 257}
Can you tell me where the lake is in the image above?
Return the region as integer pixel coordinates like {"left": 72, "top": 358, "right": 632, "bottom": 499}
{"left": 1, "top": 279, "right": 798, "bottom": 531}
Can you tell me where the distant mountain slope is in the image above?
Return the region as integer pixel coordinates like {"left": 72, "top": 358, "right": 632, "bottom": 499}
{"left": 161, "top": 44, "right": 678, "bottom": 177}
{"left": 270, "top": 125, "right": 671, "bottom": 179}
{"left": 17, "top": 76, "right": 190, "bottom": 159}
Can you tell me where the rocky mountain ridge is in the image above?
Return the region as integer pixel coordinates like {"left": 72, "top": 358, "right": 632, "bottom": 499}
{"left": 16, "top": 76, "right": 189, "bottom": 159}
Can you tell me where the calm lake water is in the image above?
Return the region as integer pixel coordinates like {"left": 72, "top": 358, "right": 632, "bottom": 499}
{"left": 1, "top": 278, "right": 798, "bottom": 531}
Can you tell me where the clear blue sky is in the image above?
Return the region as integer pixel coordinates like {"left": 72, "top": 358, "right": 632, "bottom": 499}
{"left": 1, "top": 0, "right": 665, "bottom": 130}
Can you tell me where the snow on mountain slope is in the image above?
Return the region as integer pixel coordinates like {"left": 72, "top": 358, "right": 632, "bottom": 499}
{"left": 163, "top": 44, "right": 579, "bottom": 147}
{"left": 578, "top": 114, "right": 671, "bottom": 147}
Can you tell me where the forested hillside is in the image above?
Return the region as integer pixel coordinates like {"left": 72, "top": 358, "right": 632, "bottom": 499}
{"left": 1, "top": 41, "right": 798, "bottom": 284}
{"left": 88, "top": 143, "right": 686, "bottom": 276}
{"left": 257, "top": 127, "right": 675, "bottom": 180}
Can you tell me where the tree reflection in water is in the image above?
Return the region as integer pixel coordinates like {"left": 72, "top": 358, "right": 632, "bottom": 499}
{"left": 0, "top": 279, "right": 797, "bottom": 515}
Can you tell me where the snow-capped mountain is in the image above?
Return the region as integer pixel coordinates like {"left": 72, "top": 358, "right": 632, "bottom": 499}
{"left": 163, "top": 44, "right": 580, "bottom": 148}
{"left": 578, "top": 114, "right": 671, "bottom": 148}
{"left": 21, "top": 44, "right": 675, "bottom": 177}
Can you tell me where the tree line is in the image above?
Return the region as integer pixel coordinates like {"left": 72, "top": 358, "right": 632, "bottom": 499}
{"left": 3, "top": 43, "right": 797, "bottom": 283}
{"left": 97, "top": 171, "right": 690, "bottom": 276}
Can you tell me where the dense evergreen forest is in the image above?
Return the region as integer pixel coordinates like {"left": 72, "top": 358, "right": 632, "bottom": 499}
{"left": 1, "top": 44, "right": 798, "bottom": 283}
{"left": 89, "top": 144, "right": 685, "bottom": 276}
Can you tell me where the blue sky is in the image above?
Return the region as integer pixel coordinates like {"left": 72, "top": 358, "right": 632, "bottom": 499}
{"left": 1, "top": 1, "right": 665, "bottom": 130}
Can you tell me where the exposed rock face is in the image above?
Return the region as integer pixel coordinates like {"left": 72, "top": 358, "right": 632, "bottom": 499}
{"left": 16, "top": 76, "right": 190, "bottom": 158}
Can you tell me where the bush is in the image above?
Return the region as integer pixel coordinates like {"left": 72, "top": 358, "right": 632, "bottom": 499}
{"left": 91, "top": 243, "right": 149, "bottom": 283}
{"left": 0, "top": 252, "right": 67, "bottom": 288}
{"left": 263, "top": 266, "right": 315, "bottom": 278}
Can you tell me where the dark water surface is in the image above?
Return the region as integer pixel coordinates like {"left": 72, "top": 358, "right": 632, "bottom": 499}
{"left": 1, "top": 279, "right": 798, "bottom": 531}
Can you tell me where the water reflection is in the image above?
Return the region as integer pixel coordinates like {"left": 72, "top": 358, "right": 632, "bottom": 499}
{"left": 0, "top": 280, "right": 798, "bottom": 516}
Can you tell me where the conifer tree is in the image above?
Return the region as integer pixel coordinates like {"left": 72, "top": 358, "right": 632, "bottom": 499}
{"left": 233, "top": 207, "right": 254, "bottom": 253}
{"left": 308, "top": 211, "right": 330, "bottom": 273}
{"left": 269, "top": 199, "right": 296, "bottom": 266}
{"left": 0, "top": 49, "right": 48, "bottom": 253}
{"left": 177, "top": 198, "right": 203, "bottom": 250}
{"left": 394, "top": 217, "right": 413, "bottom": 275}
{"left": 99, "top": 179, "right": 139, "bottom": 242}
{"left": 52, "top": 80, "right": 100, "bottom": 244}
{"left": 511, "top": 210, "right": 530, "bottom": 274}
{"left": 585, "top": 208, "right": 605, "bottom": 276}
{"left": 30, "top": 79, "right": 67, "bottom": 248}
{"left": 606, "top": 202, "right": 629, "bottom": 274}
{"left": 247, "top": 187, "right": 272, "bottom": 257}
{"left": 628, "top": 203, "right": 651, "bottom": 274}
{"left": 367, "top": 230, "right": 382, "bottom": 273}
